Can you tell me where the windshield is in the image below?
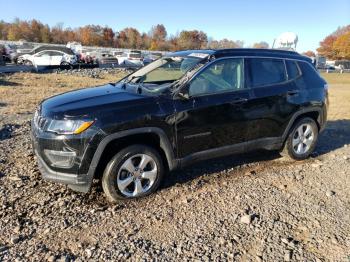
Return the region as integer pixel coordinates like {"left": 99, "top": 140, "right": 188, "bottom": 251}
{"left": 124, "top": 55, "right": 205, "bottom": 85}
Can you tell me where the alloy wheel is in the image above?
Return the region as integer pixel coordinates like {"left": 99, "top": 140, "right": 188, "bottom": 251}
{"left": 292, "top": 123, "right": 314, "bottom": 155}
{"left": 117, "top": 154, "right": 158, "bottom": 197}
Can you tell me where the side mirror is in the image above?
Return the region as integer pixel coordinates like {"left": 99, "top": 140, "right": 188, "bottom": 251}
{"left": 177, "top": 91, "right": 189, "bottom": 100}
{"left": 176, "top": 84, "right": 190, "bottom": 100}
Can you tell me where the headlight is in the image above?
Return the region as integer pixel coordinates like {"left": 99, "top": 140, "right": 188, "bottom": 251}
{"left": 47, "top": 119, "right": 94, "bottom": 135}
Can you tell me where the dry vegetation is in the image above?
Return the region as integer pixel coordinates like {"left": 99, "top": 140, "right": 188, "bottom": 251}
{"left": 322, "top": 73, "right": 350, "bottom": 120}
{"left": 0, "top": 71, "right": 124, "bottom": 123}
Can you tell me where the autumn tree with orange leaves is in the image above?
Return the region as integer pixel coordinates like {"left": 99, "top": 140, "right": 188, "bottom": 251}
{"left": 252, "top": 41, "right": 269, "bottom": 49}
{"left": 317, "top": 25, "right": 350, "bottom": 59}
{"left": 302, "top": 50, "right": 316, "bottom": 57}
{"left": 333, "top": 31, "right": 350, "bottom": 59}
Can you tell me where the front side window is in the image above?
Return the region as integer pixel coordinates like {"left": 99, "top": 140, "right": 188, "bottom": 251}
{"left": 36, "top": 51, "right": 51, "bottom": 57}
{"left": 189, "top": 58, "right": 244, "bottom": 96}
{"left": 247, "top": 58, "right": 286, "bottom": 87}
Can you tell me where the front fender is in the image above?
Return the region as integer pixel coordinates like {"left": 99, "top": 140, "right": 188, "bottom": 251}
{"left": 69, "top": 127, "right": 177, "bottom": 193}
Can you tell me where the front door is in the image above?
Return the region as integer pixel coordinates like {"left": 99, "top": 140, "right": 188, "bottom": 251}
{"left": 33, "top": 51, "right": 51, "bottom": 66}
{"left": 174, "top": 58, "right": 251, "bottom": 158}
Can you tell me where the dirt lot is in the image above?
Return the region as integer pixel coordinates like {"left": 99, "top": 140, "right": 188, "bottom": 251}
{"left": 0, "top": 71, "right": 349, "bottom": 261}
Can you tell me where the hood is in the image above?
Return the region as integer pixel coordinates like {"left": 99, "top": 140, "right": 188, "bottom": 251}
{"left": 40, "top": 83, "right": 155, "bottom": 119}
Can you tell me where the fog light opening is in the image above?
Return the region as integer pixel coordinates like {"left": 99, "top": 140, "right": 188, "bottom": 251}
{"left": 44, "top": 149, "right": 76, "bottom": 168}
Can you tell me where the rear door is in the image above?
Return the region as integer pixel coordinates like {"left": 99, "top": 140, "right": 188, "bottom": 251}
{"left": 49, "top": 51, "right": 64, "bottom": 65}
{"left": 174, "top": 58, "right": 251, "bottom": 157}
{"left": 244, "top": 58, "right": 301, "bottom": 141}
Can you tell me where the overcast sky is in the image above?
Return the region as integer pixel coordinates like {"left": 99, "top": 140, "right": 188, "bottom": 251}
{"left": 1, "top": 0, "right": 349, "bottom": 52}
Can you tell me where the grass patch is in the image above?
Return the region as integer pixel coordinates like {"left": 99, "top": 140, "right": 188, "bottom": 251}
{"left": 320, "top": 73, "right": 350, "bottom": 85}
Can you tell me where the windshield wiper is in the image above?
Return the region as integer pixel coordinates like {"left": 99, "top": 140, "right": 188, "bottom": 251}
{"left": 121, "top": 75, "right": 142, "bottom": 89}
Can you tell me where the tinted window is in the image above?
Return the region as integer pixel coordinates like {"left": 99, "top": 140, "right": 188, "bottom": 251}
{"left": 286, "top": 60, "right": 300, "bottom": 80}
{"left": 37, "top": 51, "right": 51, "bottom": 57}
{"left": 129, "top": 53, "right": 141, "bottom": 58}
{"left": 248, "top": 58, "right": 286, "bottom": 87}
{"left": 50, "top": 51, "right": 62, "bottom": 56}
{"left": 189, "top": 58, "right": 244, "bottom": 96}
{"left": 297, "top": 61, "right": 324, "bottom": 88}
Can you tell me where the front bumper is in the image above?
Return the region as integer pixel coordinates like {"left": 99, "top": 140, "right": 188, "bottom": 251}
{"left": 30, "top": 120, "right": 99, "bottom": 193}
{"left": 34, "top": 148, "right": 89, "bottom": 186}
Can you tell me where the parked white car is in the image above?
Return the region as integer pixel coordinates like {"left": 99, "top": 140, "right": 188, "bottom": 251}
{"left": 20, "top": 50, "right": 77, "bottom": 67}
{"left": 116, "top": 50, "right": 143, "bottom": 66}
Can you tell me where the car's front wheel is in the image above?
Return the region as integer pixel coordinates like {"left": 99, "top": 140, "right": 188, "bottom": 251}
{"left": 24, "top": 60, "right": 33, "bottom": 66}
{"left": 102, "top": 145, "right": 164, "bottom": 202}
{"left": 282, "top": 117, "right": 319, "bottom": 160}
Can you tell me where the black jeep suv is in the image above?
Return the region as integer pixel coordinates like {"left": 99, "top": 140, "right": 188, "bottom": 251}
{"left": 31, "top": 48, "right": 328, "bottom": 202}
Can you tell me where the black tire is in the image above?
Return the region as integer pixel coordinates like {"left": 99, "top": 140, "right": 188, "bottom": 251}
{"left": 102, "top": 145, "right": 164, "bottom": 203}
{"left": 60, "top": 62, "right": 73, "bottom": 69}
{"left": 281, "top": 117, "right": 319, "bottom": 160}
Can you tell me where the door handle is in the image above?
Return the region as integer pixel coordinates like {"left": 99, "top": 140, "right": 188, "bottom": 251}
{"left": 230, "top": 98, "right": 248, "bottom": 104}
{"left": 287, "top": 90, "right": 300, "bottom": 96}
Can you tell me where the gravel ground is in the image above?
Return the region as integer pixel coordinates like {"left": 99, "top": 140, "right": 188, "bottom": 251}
{"left": 0, "top": 73, "right": 349, "bottom": 261}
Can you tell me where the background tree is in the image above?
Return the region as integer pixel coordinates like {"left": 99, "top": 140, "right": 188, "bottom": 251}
{"left": 252, "top": 41, "right": 269, "bottom": 49}
{"left": 177, "top": 30, "right": 208, "bottom": 50}
{"left": 40, "top": 24, "right": 51, "bottom": 43}
{"left": 168, "top": 34, "right": 180, "bottom": 51}
{"left": 317, "top": 24, "right": 350, "bottom": 59}
{"left": 333, "top": 31, "right": 350, "bottom": 59}
{"left": 317, "top": 35, "right": 337, "bottom": 59}
{"left": 302, "top": 50, "right": 316, "bottom": 57}
{"left": 149, "top": 24, "right": 167, "bottom": 50}
{"left": 0, "top": 20, "right": 8, "bottom": 39}
{"left": 51, "top": 23, "right": 66, "bottom": 44}
{"left": 1, "top": 18, "right": 250, "bottom": 51}
{"left": 116, "top": 28, "right": 142, "bottom": 49}
{"left": 6, "top": 18, "right": 23, "bottom": 41}
{"left": 102, "top": 27, "right": 115, "bottom": 47}
{"left": 332, "top": 25, "right": 350, "bottom": 37}
{"left": 140, "top": 33, "right": 151, "bottom": 50}
{"left": 220, "top": 39, "right": 240, "bottom": 48}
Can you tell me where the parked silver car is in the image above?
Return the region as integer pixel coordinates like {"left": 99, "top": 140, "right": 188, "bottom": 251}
{"left": 19, "top": 46, "right": 77, "bottom": 67}
{"left": 116, "top": 50, "right": 143, "bottom": 66}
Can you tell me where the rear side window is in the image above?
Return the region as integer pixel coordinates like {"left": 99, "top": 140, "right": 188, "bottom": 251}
{"left": 286, "top": 60, "right": 301, "bottom": 80}
{"left": 297, "top": 61, "right": 324, "bottom": 88}
{"left": 50, "top": 51, "right": 62, "bottom": 56}
{"left": 247, "top": 58, "right": 286, "bottom": 87}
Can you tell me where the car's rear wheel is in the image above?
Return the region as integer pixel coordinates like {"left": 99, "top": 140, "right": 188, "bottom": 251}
{"left": 281, "top": 117, "right": 319, "bottom": 160}
{"left": 102, "top": 145, "right": 164, "bottom": 202}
